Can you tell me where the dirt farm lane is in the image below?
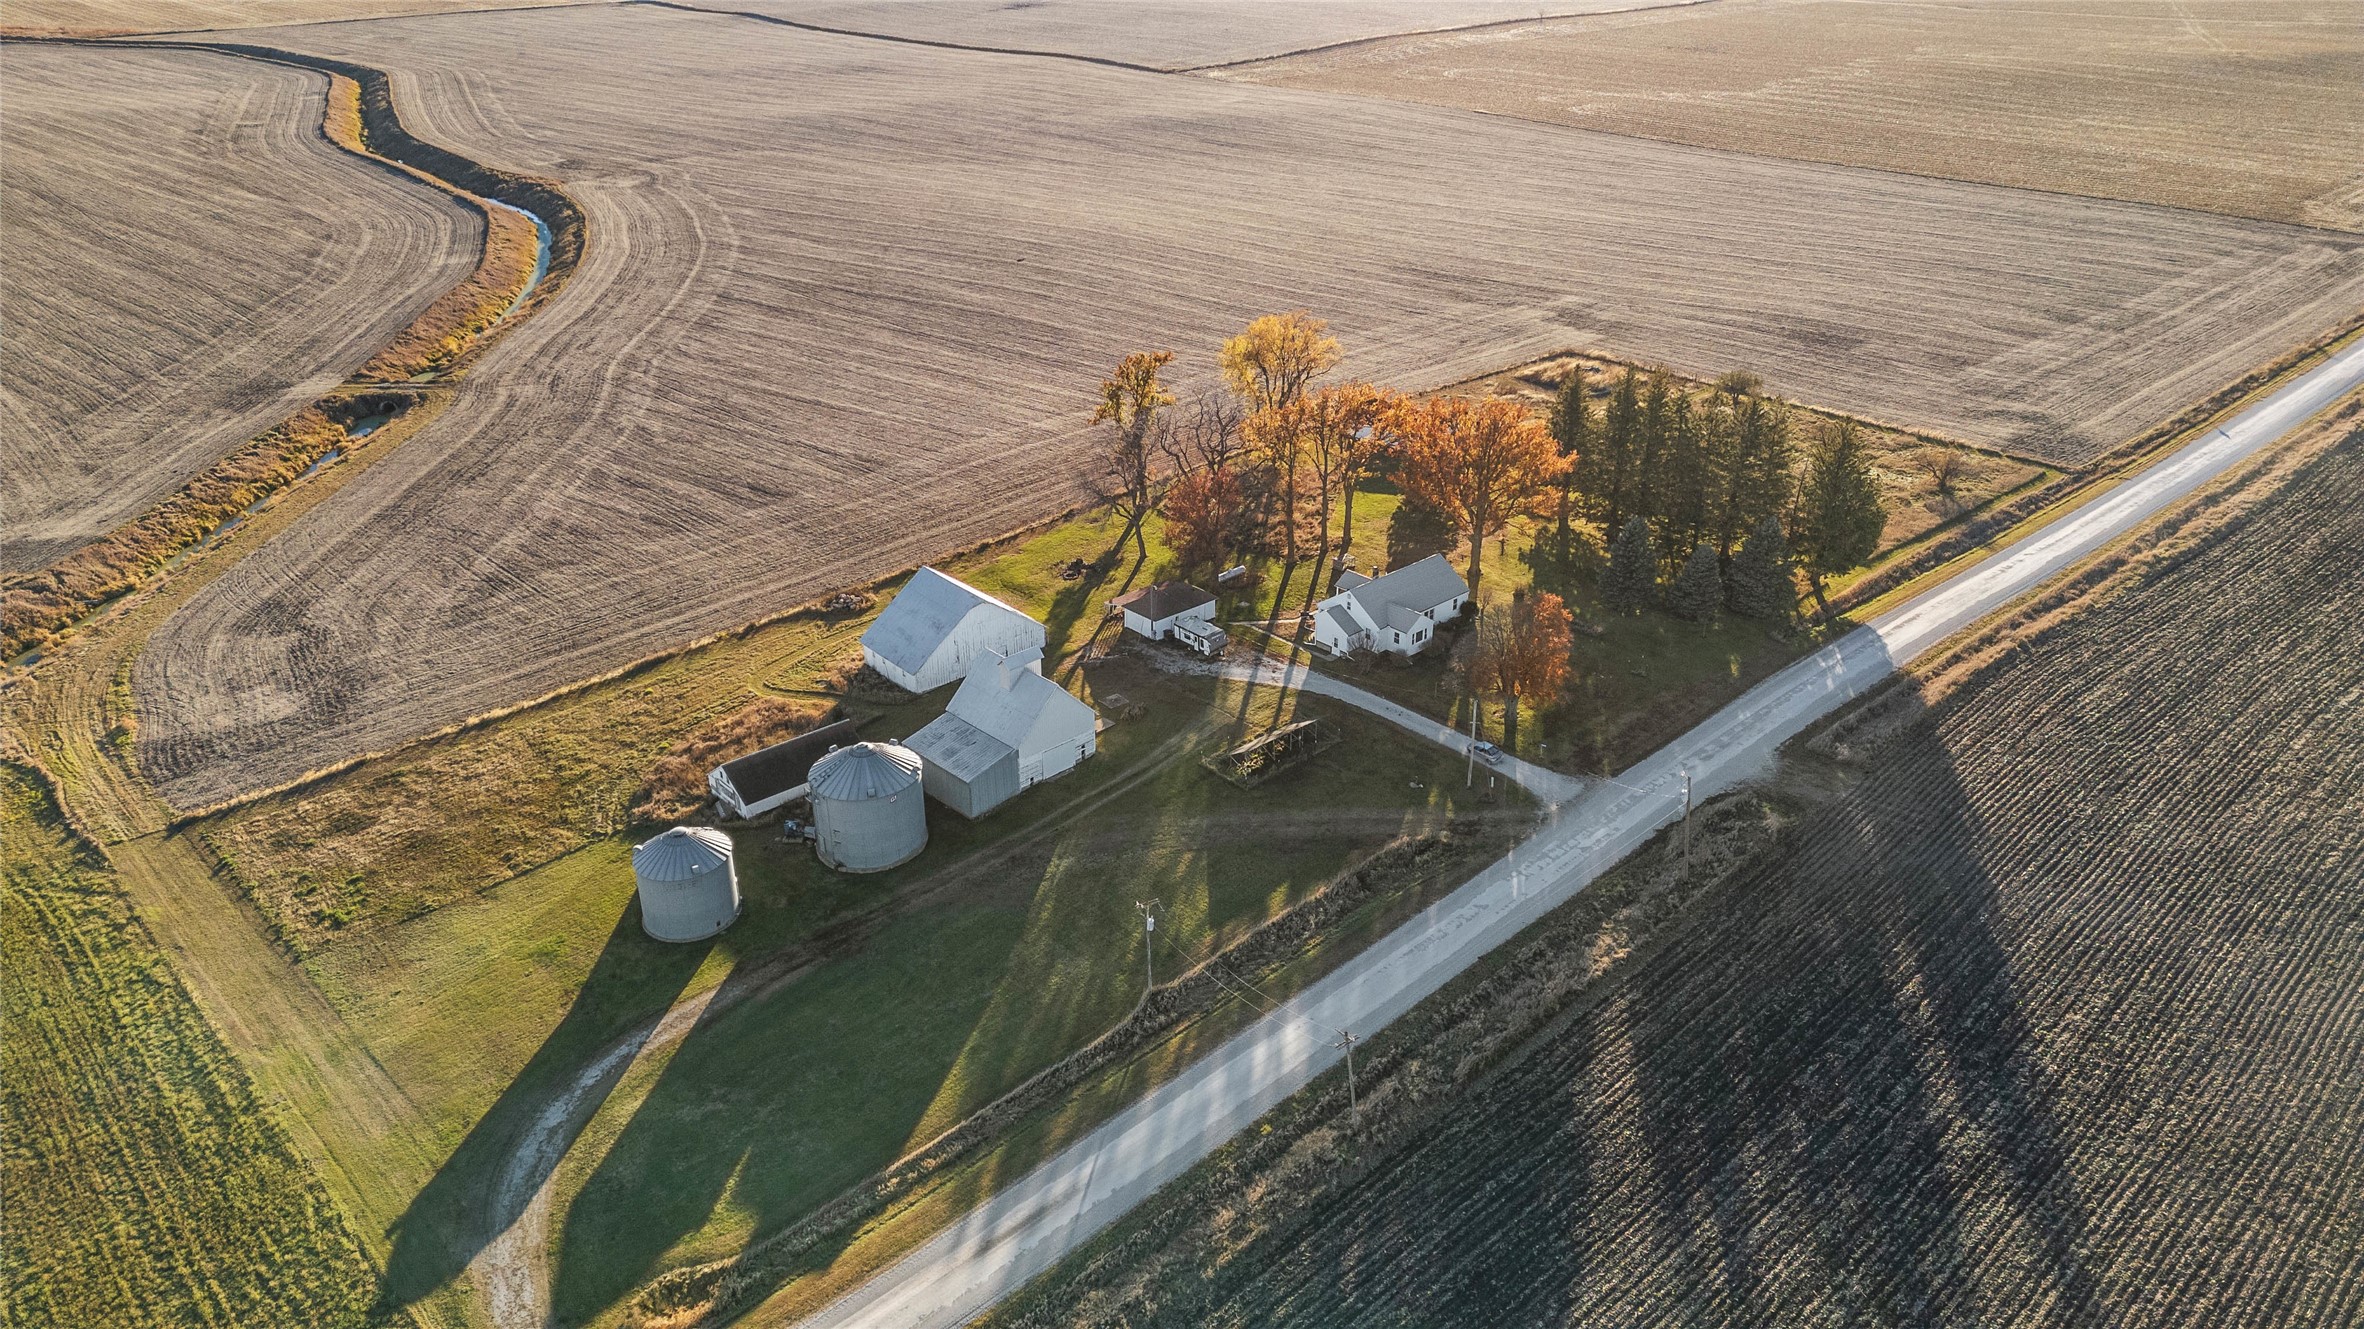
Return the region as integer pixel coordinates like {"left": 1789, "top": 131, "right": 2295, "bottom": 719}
{"left": 794, "top": 338, "right": 2364, "bottom": 1329}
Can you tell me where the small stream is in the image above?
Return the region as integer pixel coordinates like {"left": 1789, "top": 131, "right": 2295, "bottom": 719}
{"left": 409, "top": 199, "right": 555, "bottom": 382}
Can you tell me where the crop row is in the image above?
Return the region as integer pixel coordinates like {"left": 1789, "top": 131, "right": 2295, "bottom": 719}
{"left": 0, "top": 767, "right": 377, "bottom": 1327}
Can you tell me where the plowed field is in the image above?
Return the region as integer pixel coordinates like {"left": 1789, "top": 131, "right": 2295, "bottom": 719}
{"left": 1118, "top": 424, "right": 2364, "bottom": 1326}
{"left": 1227, "top": 0, "right": 2364, "bottom": 231}
{"left": 134, "top": 3, "right": 2364, "bottom": 806}
{"left": 721, "top": 0, "right": 1697, "bottom": 69}
{"left": 0, "top": 43, "right": 478, "bottom": 572}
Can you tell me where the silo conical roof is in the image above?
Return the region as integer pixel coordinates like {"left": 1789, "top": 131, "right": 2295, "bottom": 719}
{"left": 808, "top": 741, "right": 923, "bottom": 800}
{"left": 633, "top": 826, "right": 734, "bottom": 881}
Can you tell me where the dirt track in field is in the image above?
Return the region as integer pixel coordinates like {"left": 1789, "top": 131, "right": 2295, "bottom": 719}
{"left": 132, "top": 2, "right": 2364, "bottom": 807}
{"left": 1226, "top": 0, "right": 2364, "bottom": 232}
{"left": 0, "top": 43, "right": 478, "bottom": 573}
{"left": 1134, "top": 426, "right": 2364, "bottom": 1328}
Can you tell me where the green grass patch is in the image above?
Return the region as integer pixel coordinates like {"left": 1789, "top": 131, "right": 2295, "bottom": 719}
{"left": 0, "top": 765, "right": 378, "bottom": 1327}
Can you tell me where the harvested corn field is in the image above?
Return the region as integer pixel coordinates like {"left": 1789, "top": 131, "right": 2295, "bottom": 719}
{"left": 1226, "top": 0, "right": 2364, "bottom": 231}
{"left": 0, "top": 767, "right": 378, "bottom": 1328}
{"left": 1016, "top": 421, "right": 2364, "bottom": 1328}
{"left": 722, "top": 0, "right": 1700, "bottom": 70}
{"left": 134, "top": 2, "right": 2364, "bottom": 806}
{"left": 0, "top": 43, "right": 478, "bottom": 572}
{"left": 0, "top": 0, "right": 593, "bottom": 36}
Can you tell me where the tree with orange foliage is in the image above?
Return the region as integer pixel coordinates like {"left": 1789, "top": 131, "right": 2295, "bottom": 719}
{"left": 1300, "top": 383, "right": 1403, "bottom": 566}
{"left": 1090, "top": 350, "right": 1176, "bottom": 564}
{"left": 1220, "top": 311, "right": 1342, "bottom": 413}
{"left": 1463, "top": 588, "right": 1573, "bottom": 753}
{"left": 1161, "top": 466, "right": 1246, "bottom": 571}
{"left": 1392, "top": 396, "right": 1566, "bottom": 602}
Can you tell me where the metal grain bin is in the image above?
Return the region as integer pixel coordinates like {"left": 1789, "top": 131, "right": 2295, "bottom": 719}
{"left": 808, "top": 740, "right": 928, "bottom": 872}
{"left": 631, "top": 826, "right": 741, "bottom": 942}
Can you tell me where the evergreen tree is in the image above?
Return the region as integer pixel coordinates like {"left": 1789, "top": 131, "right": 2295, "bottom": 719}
{"left": 1654, "top": 391, "right": 1711, "bottom": 562}
{"left": 1550, "top": 363, "right": 1590, "bottom": 562}
{"left": 1575, "top": 368, "right": 1644, "bottom": 537}
{"left": 1712, "top": 382, "right": 1794, "bottom": 563}
{"left": 1668, "top": 542, "right": 1722, "bottom": 622}
{"left": 1601, "top": 515, "right": 1659, "bottom": 615}
{"left": 1792, "top": 418, "right": 1887, "bottom": 617}
{"left": 1633, "top": 370, "right": 1673, "bottom": 545}
{"left": 1726, "top": 514, "right": 1795, "bottom": 620}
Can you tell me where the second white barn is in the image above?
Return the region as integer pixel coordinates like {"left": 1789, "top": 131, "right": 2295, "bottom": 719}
{"left": 862, "top": 566, "right": 1046, "bottom": 694}
{"left": 905, "top": 646, "right": 1097, "bottom": 817}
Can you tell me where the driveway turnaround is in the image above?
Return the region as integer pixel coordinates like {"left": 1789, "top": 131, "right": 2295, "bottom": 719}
{"left": 802, "top": 335, "right": 2364, "bottom": 1329}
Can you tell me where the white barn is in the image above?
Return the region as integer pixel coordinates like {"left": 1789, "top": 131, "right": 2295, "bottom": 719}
{"left": 862, "top": 566, "right": 1046, "bottom": 694}
{"left": 905, "top": 646, "right": 1097, "bottom": 817}
{"left": 1310, "top": 553, "right": 1469, "bottom": 658}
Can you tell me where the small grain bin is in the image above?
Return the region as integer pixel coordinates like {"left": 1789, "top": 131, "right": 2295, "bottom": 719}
{"left": 631, "top": 826, "right": 740, "bottom": 942}
{"left": 807, "top": 740, "right": 928, "bottom": 872}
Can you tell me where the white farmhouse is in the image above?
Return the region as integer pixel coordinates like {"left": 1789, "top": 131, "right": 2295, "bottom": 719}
{"left": 904, "top": 646, "right": 1097, "bottom": 817}
{"left": 1309, "top": 553, "right": 1469, "bottom": 657}
{"left": 862, "top": 566, "right": 1046, "bottom": 693}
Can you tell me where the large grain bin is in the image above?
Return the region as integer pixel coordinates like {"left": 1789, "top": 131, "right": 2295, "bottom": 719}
{"left": 808, "top": 740, "right": 928, "bottom": 872}
{"left": 632, "top": 826, "right": 740, "bottom": 942}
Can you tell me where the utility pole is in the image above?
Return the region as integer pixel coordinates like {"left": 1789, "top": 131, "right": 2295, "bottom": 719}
{"left": 1466, "top": 705, "right": 1478, "bottom": 788}
{"left": 1334, "top": 1028, "right": 1360, "bottom": 1123}
{"left": 1133, "top": 898, "right": 1159, "bottom": 1000}
{"left": 1681, "top": 770, "right": 1694, "bottom": 877}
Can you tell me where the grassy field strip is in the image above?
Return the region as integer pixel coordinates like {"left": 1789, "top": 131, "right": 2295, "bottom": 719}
{"left": 106, "top": 832, "right": 460, "bottom": 1310}
{"left": 791, "top": 319, "right": 2364, "bottom": 1327}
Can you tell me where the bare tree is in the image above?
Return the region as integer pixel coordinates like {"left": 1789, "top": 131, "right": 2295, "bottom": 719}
{"left": 1091, "top": 350, "right": 1176, "bottom": 565}
{"left": 1915, "top": 445, "right": 1970, "bottom": 505}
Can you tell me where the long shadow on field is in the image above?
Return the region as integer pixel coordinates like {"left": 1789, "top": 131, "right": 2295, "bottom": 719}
{"left": 1213, "top": 733, "right": 2105, "bottom": 1325}
{"left": 543, "top": 893, "right": 1032, "bottom": 1323}
{"left": 377, "top": 908, "right": 714, "bottom": 1314}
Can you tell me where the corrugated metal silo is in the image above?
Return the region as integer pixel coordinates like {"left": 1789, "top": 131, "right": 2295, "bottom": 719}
{"left": 632, "top": 826, "right": 740, "bottom": 942}
{"left": 808, "top": 740, "right": 928, "bottom": 872}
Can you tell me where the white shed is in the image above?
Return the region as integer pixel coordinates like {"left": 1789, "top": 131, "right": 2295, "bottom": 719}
{"left": 1111, "top": 581, "right": 1217, "bottom": 641}
{"left": 862, "top": 567, "right": 1046, "bottom": 694}
{"left": 905, "top": 646, "right": 1097, "bottom": 817}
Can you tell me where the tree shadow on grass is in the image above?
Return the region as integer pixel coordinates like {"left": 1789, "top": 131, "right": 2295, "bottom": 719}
{"left": 377, "top": 906, "right": 715, "bottom": 1315}
{"left": 1202, "top": 732, "right": 2103, "bottom": 1325}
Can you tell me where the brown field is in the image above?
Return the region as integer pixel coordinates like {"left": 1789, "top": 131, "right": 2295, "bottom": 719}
{"left": 725, "top": 0, "right": 1697, "bottom": 69}
{"left": 131, "top": 2, "right": 2364, "bottom": 807}
{"left": 0, "top": 43, "right": 478, "bottom": 573}
{"left": 0, "top": 0, "right": 593, "bottom": 35}
{"left": 989, "top": 411, "right": 2364, "bottom": 1328}
{"left": 1225, "top": 0, "right": 2364, "bottom": 231}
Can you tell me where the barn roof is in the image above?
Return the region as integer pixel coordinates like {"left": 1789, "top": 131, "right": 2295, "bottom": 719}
{"left": 713, "top": 718, "right": 859, "bottom": 804}
{"left": 1111, "top": 580, "right": 1215, "bottom": 622}
{"left": 863, "top": 566, "right": 1037, "bottom": 676}
{"left": 905, "top": 711, "right": 1014, "bottom": 782}
{"left": 948, "top": 647, "right": 1093, "bottom": 750}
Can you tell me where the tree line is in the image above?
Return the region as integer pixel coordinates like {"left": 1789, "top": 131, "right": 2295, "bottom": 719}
{"left": 1092, "top": 311, "right": 1561, "bottom": 607}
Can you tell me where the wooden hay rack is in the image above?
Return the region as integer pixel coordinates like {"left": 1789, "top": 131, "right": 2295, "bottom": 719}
{"left": 1204, "top": 717, "right": 1338, "bottom": 788}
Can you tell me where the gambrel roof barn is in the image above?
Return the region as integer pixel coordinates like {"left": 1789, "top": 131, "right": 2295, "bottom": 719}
{"left": 862, "top": 566, "right": 1046, "bottom": 693}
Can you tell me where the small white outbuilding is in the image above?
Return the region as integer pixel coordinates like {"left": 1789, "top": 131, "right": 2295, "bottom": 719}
{"left": 861, "top": 567, "right": 1046, "bottom": 694}
{"left": 632, "top": 827, "right": 741, "bottom": 943}
{"left": 1111, "top": 581, "right": 1226, "bottom": 655}
{"left": 807, "top": 740, "right": 929, "bottom": 872}
{"left": 905, "top": 646, "right": 1097, "bottom": 818}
